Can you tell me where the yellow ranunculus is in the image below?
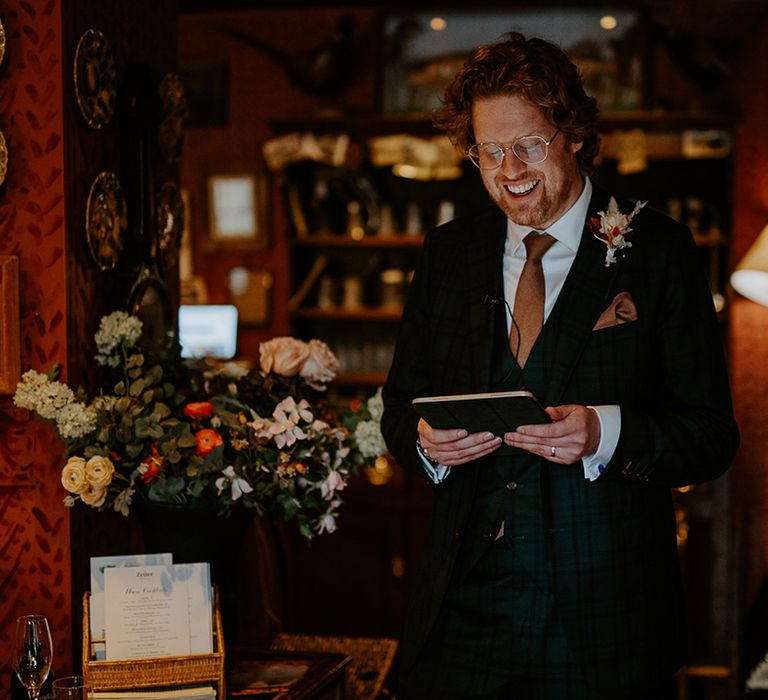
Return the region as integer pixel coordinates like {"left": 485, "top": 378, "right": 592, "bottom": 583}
{"left": 79, "top": 483, "right": 107, "bottom": 507}
{"left": 61, "top": 457, "right": 87, "bottom": 494}
{"left": 85, "top": 455, "right": 115, "bottom": 488}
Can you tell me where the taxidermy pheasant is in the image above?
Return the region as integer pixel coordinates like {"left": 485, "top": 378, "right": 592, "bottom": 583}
{"left": 217, "top": 14, "right": 357, "bottom": 97}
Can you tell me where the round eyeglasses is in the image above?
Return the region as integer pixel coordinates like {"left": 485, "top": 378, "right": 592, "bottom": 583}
{"left": 467, "top": 128, "right": 561, "bottom": 169}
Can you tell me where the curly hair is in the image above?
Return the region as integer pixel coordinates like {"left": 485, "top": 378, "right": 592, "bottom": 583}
{"left": 434, "top": 32, "right": 600, "bottom": 173}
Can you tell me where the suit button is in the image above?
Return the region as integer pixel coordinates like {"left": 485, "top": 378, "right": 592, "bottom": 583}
{"left": 483, "top": 531, "right": 493, "bottom": 540}
{"left": 506, "top": 481, "right": 518, "bottom": 491}
{"left": 453, "top": 530, "right": 460, "bottom": 540}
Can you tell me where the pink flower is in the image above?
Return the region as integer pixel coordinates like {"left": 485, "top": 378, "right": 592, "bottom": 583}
{"left": 259, "top": 337, "right": 310, "bottom": 376}
{"left": 300, "top": 339, "right": 339, "bottom": 390}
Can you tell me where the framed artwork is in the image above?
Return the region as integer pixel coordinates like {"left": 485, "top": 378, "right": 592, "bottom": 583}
{"left": 207, "top": 171, "right": 268, "bottom": 249}
{"left": 228, "top": 267, "right": 273, "bottom": 326}
{"left": 382, "top": 8, "right": 646, "bottom": 114}
{"left": 0, "top": 256, "right": 20, "bottom": 394}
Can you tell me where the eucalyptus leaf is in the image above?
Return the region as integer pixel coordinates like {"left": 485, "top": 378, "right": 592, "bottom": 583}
{"left": 153, "top": 403, "right": 171, "bottom": 420}
{"left": 129, "top": 378, "right": 145, "bottom": 396}
{"left": 126, "top": 442, "right": 144, "bottom": 459}
{"left": 147, "top": 424, "right": 164, "bottom": 439}
{"left": 135, "top": 416, "right": 149, "bottom": 434}
{"left": 145, "top": 365, "right": 163, "bottom": 385}
{"left": 148, "top": 476, "right": 185, "bottom": 500}
{"left": 177, "top": 434, "right": 198, "bottom": 449}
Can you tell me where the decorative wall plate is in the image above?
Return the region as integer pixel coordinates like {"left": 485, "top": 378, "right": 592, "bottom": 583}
{"left": 0, "top": 18, "right": 6, "bottom": 66}
{"left": 128, "top": 264, "right": 175, "bottom": 358}
{"left": 155, "top": 181, "right": 184, "bottom": 272}
{"left": 0, "top": 131, "right": 8, "bottom": 185}
{"left": 85, "top": 171, "right": 127, "bottom": 271}
{"left": 74, "top": 29, "right": 117, "bottom": 129}
{"left": 158, "top": 73, "right": 188, "bottom": 162}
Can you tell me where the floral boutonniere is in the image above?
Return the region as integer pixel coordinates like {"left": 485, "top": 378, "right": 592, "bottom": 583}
{"left": 588, "top": 196, "right": 647, "bottom": 267}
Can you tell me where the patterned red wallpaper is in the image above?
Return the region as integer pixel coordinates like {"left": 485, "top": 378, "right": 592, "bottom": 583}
{"left": 0, "top": 0, "right": 70, "bottom": 693}
{"left": 0, "top": 0, "right": 178, "bottom": 692}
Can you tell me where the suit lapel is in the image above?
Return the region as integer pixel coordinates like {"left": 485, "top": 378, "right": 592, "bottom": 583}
{"left": 542, "top": 187, "right": 622, "bottom": 405}
{"left": 465, "top": 208, "right": 508, "bottom": 392}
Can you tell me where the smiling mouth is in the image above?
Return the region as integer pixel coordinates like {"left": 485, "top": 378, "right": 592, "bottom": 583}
{"left": 505, "top": 179, "right": 539, "bottom": 196}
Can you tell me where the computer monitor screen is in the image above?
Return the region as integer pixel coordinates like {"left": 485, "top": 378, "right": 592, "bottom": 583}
{"left": 178, "top": 305, "right": 238, "bottom": 359}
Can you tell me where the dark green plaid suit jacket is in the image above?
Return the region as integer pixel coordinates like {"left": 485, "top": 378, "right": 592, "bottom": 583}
{"left": 381, "top": 184, "right": 739, "bottom": 693}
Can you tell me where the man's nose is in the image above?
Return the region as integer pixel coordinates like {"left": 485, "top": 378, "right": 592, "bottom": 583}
{"left": 499, "top": 150, "right": 527, "bottom": 178}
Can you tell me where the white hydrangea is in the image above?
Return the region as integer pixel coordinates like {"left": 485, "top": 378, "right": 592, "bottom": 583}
{"left": 367, "top": 387, "right": 383, "bottom": 422}
{"left": 95, "top": 311, "right": 142, "bottom": 366}
{"left": 40, "top": 385, "right": 76, "bottom": 420}
{"left": 354, "top": 419, "right": 387, "bottom": 458}
{"left": 55, "top": 402, "right": 98, "bottom": 440}
{"left": 28, "top": 379, "right": 76, "bottom": 421}
{"left": 13, "top": 369, "right": 52, "bottom": 410}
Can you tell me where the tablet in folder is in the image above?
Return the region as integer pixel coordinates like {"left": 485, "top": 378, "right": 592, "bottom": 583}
{"left": 412, "top": 390, "right": 551, "bottom": 455}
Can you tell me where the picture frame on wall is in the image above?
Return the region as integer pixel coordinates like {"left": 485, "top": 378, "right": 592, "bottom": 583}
{"left": 228, "top": 267, "right": 274, "bottom": 326}
{"left": 207, "top": 171, "right": 268, "bottom": 249}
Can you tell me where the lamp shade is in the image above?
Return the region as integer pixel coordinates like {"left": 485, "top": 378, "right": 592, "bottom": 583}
{"left": 731, "top": 224, "right": 768, "bottom": 306}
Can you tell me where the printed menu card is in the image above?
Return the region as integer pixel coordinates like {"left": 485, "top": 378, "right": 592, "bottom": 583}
{"left": 103, "top": 562, "right": 212, "bottom": 660}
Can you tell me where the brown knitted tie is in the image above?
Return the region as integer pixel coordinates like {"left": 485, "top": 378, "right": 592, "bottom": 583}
{"left": 510, "top": 232, "right": 556, "bottom": 366}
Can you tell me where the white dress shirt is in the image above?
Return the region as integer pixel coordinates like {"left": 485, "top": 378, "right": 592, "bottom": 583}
{"left": 421, "top": 177, "right": 621, "bottom": 482}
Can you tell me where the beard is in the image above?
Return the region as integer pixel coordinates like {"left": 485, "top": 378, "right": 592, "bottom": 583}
{"left": 484, "top": 168, "right": 583, "bottom": 230}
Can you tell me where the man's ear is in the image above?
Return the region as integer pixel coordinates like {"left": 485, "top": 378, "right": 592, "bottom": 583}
{"left": 570, "top": 139, "right": 584, "bottom": 154}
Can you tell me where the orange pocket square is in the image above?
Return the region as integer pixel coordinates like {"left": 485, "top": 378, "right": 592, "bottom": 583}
{"left": 593, "top": 291, "right": 638, "bottom": 331}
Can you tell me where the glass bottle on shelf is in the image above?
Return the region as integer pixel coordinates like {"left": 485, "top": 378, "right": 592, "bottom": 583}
{"left": 310, "top": 179, "right": 335, "bottom": 235}
{"left": 345, "top": 201, "right": 365, "bottom": 240}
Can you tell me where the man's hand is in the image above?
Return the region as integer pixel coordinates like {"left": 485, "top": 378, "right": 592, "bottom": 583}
{"left": 418, "top": 418, "right": 502, "bottom": 466}
{"left": 503, "top": 404, "right": 600, "bottom": 464}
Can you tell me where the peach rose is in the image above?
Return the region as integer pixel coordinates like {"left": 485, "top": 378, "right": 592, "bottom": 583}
{"left": 84, "top": 455, "right": 115, "bottom": 488}
{"left": 79, "top": 483, "right": 107, "bottom": 507}
{"left": 259, "top": 337, "right": 310, "bottom": 377}
{"left": 62, "top": 457, "right": 87, "bottom": 494}
{"left": 300, "top": 339, "right": 339, "bottom": 390}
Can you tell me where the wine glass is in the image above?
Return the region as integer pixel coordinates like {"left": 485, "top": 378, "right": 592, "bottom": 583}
{"left": 12, "top": 615, "right": 53, "bottom": 700}
{"left": 52, "top": 676, "right": 93, "bottom": 700}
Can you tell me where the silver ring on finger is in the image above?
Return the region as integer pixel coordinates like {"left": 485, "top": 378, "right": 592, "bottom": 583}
{"left": 550, "top": 445, "right": 557, "bottom": 458}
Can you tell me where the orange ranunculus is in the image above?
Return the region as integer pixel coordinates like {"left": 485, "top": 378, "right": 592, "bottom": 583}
{"left": 348, "top": 399, "right": 362, "bottom": 412}
{"left": 139, "top": 449, "right": 167, "bottom": 484}
{"left": 184, "top": 401, "right": 214, "bottom": 419}
{"left": 195, "top": 428, "right": 224, "bottom": 456}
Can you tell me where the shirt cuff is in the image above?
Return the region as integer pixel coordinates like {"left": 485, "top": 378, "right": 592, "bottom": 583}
{"left": 582, "top": 405, "right": 621, "bottom": 481}
{"left": 416, "top": 442, "right": 451, "bottom": 484}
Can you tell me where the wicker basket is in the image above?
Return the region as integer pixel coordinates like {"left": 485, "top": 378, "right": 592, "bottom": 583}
{"left": 82, "top": 587, "right": 226, "bottom": 697}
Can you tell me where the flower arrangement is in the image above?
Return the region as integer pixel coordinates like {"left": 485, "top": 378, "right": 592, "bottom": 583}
{"left": 14, "top": 311, "right": 386, "bottom": 539}
{"left": 588, "top": 196, "right": 647, "bottom": 267}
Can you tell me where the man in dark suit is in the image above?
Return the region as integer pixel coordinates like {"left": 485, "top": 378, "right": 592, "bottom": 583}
{"left": 381, "top": 33, "right": 739, "bottom": 699}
